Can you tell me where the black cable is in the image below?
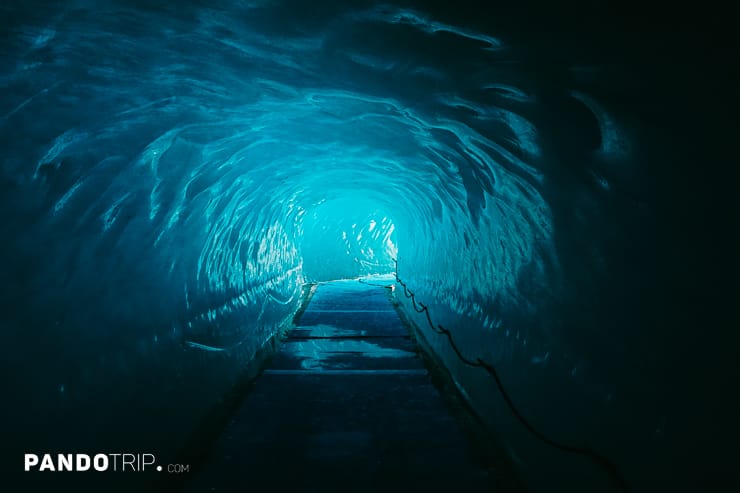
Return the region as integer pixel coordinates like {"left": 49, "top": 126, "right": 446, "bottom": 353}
{"left": 390, "top": 258, "right": 628, "bottom": 491}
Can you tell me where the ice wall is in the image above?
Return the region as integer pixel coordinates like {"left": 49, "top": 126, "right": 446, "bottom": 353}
{"left": 1, "top": 1, "right": 735, "bottom": 491}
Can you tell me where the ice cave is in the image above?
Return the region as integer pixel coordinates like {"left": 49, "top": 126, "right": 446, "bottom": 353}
{"left": 1, "top": 1, "right": 736, "bottom": 492}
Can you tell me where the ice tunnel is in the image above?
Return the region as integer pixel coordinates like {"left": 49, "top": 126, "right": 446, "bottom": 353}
{"left": 1, "top": 1, "right": 736, "bottom": 492}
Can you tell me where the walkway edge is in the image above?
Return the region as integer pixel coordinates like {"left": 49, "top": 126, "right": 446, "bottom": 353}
{"left": 388, "top": 289, "right": 527, "bottom": 492}
{"left": 157, "top": 283, "right": 316, "bottom": 493}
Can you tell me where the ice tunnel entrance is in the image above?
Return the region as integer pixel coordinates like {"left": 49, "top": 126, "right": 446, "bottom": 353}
{"left": 300, "top": 197, "right": 398, "bottom": 282}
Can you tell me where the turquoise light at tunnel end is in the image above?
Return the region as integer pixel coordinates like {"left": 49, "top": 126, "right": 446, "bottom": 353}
{"left": 300, "top": 195, "right": 398, "bottom": 282}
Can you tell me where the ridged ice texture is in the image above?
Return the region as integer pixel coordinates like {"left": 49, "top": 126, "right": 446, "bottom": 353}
{"left": 1, "top": 2, "right": 583, "bottom": 348}
{"left": 1, "top": 1, "right": 641, "bottom": 490}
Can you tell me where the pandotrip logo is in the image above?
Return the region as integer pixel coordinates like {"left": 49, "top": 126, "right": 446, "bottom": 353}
{"left": 24, "top": 453, "right": 190, "bottom": 473}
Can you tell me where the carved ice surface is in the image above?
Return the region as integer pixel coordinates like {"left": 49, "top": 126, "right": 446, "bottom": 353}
{"left": 4, "top": 1, "right": 722, "bottom": 491}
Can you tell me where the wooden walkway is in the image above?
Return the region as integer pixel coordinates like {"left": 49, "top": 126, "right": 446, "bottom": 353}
{"left": 185, "top": 278, "right": 495, "bottom": 492}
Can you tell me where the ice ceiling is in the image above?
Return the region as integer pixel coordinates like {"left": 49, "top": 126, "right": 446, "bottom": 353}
{"left": 5, "top": 2, "right": 572, "bottom": 352}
